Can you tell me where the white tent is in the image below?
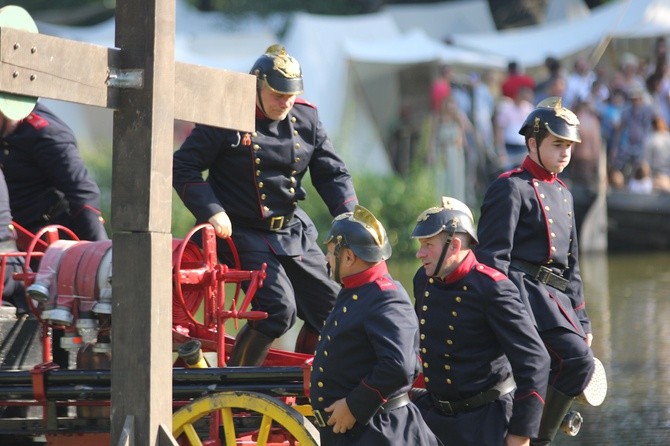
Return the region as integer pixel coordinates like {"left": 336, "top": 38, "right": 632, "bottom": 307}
{"left": 449, "top": 0, "right": 670, "bottom": 69}
{"left": 31, "top": 4, "right": 508, "bottom": 176}
{"left": 283, "top": 12, "right": 505, "bottom": 175}
{"left": 382, "top": 0, "right": 496, "bottom": 40}
{"left": 545, "top": 0, "right": 590, "bottom": 23}
{"left": 33, "top": 0, "right": 279, "bottom": 144}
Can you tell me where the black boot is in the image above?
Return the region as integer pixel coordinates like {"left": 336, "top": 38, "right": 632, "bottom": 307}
{"left": 532, "top": 386, "right": 577, "bottom": 445}
{"left": 227, "top": 325, "right": 274, "bottom": 366}
{"left": 294, "top": 323, "right": 320, "bottom": 355}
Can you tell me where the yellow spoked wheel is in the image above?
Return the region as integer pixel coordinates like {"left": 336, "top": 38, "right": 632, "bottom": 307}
{"left": 173, "top": 391, "right": 320, "bottom": 446}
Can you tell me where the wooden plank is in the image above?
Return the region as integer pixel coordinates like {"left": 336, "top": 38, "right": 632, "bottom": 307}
{"left": 0, "top": 27, "right": 118, "bottom": 108}
{"left": 0, "top": 27, "right": 255, "bottom": 132}
{"left": 175, "top": 62, "right": 255, "bottom": 131}
{"left": 111, "top": 232, "right": 174, "bottom": 446}
{"left": 110, "top": 0, "right": 175, "bottom": 444}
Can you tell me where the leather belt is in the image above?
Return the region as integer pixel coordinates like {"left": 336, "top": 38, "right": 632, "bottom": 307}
{"left": 432, "top": 376, "right": 516, "bottom": 416}
{"left": 231, "top": 213, "right": 294, "bottom": 232}
{"left": 312, "top": 393, "right": 410, "bottom": 428}
{"left": 510, "top": 259, "right": 569, "bottom": 291}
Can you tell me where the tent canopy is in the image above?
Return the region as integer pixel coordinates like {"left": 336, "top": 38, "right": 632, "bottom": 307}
{"left": 449, "top": 0, "right": 670, "bottom": 69}
{"left": 283, "top": 11, "right": 507, "bottom": 174}
{"left": 382, "top": 0, "right": 496, "bottom": 40}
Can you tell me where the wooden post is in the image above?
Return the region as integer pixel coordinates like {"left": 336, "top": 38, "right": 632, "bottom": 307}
{"left": 0, "top": 2, "right": 256, "bottom": 444}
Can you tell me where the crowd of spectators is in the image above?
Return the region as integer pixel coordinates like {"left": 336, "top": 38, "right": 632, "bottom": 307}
{"left": 422, "top": 36, "right": 670, "bottom": 205}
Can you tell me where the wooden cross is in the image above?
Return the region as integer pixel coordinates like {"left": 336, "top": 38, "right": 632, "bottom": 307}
{"left": 0, "top": 2, "right": 256, "bottom": 445}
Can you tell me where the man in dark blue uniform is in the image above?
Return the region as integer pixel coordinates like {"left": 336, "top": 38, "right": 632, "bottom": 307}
{"left": 311, "top": 205, "right": 440, "bottom": 446}
{"left": 476, "top": 98, "right": 606, "bottom": 445}
{"left": 411, "top": 197, "right": 550, "bottom": 446}
{"left": 0, "top": 103, "right": 108, "bottom": 244}
{"left": 0, "top": 102, "right": 109, "bottom": 374}
{"left": 173, "top": 45, "right": 358, "bottom": 366}
{"left": 0, "top": 169, "right": 26, "bottom": 315}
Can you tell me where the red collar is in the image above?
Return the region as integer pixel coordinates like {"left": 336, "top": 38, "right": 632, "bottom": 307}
{"left": 522, "top": 156, "right": 557, "bottom": 183}
{"left": 342, "top": 262, "right": 388, "bottom": 288}
{"left": 255, "top": 105, "right": 267, "bottom": 119}
{"left": 443, "top": 251, "right": 476, "bottom": 284}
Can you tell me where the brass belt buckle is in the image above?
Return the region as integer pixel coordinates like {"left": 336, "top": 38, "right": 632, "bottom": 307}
{"left": 439, "top": 400, "right": 455, "bottom": 416}
{"left": 269, "top": 216, "right": 284, "bottom": 231}
{"left": 536, "top": 265, "right": 552, "bottom": 284}
{"left": 313, "top": 409, "right": 327, "bottom": 427}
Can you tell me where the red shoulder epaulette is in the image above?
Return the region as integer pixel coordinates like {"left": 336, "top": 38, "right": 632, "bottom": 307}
{"left": 25, "top": 113, "right": 49, "bottom": 131}
{"left": 498, "top": 166, "right": 525, "bottom": 179}
{"left": 295, "top": 97, "right": 317, "bottom": 109}
{"left": 375, "top": 276, "right": 398, "bottom": 291}
{"left": 473, "top": 263, "right": 506, "bottom": 282}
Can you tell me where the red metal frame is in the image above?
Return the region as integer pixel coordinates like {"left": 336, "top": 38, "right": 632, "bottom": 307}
{"left": 0, "top": 223, "right": 315, "bottom": 445}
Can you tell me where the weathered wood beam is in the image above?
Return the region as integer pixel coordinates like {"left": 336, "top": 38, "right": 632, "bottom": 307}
{"left": 0, "top": 27, "right": 255, "bottom": 131}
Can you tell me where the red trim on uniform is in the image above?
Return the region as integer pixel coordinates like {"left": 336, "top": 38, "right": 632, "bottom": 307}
{"left": 524, "top": 157, "right": 557, "bottom": 260}
{"left": 444, "top": 251, "right": 477, "bottom": 284}
{"left": 515, "top": 390, "right": 545, "bottom": 405}
{"left": 71, "top": 204, "right": 102, "bottom": 218}
{"left": 295, "top": 97, "right": 316, "bottom": 109}
{"left": 25, "top": 112, "right": 49, "bottom": 130}
{"left": 473, "top": 259, "right": 507, "bottom": 282}
{"left": 544, "top": 342, "right": 565, "bottom": 387}
{"left": 360, "top": 379, "right": 387, "bottom": 403}
{"left": 333, "top": 197, "right": 358, "bottom": 215}
{"left": 498, "top": 166, "right": 525, "bottom": 179}
{"left": 246, "top": 140, "right": 264, "bottom": 218}
{"left": 549, "top": 291, "right": 581, "bottom": 333}
{"left": 522, "top": 157, "right": 557, "bottom": 183}
{"left": 341, "top": 261, "right": 390, "bottom": 289}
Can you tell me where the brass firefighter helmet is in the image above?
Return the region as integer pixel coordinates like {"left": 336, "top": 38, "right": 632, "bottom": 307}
{"left": 519, "top": 96, "right": 581, "bottom": 143}
{"left": 324, "top": 205, "right": 392, "bottom": 262}
{"left": 411, "top": 196, "right": 478, "bottom": 244}
{"left": 250, "top": 44, "right": 304, "bottom": 95}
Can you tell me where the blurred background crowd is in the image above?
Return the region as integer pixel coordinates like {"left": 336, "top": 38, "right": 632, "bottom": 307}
{"left": 401, "top": 36, "right": 670, "bottom": 207}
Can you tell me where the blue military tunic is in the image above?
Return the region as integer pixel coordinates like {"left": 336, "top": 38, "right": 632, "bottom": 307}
{"left": 476, "top": 156, "right": 594, "bottom": 396}
{"left": 0, "top": 169, "right": 26, "bottom": 312}
{"left": 475, "top": 157, "right": 591, "bottom": 337}
{"left": 0, "top": 102, "right": 108, "bottom": 242}
{"left": 173, "top": 99, "right": 357, "bottom": 337}
{"left": 413, "top": 251, "right": 549, "bottom": 444}
{"left": 310, "top": 262, "right": 440, "bottom": 446}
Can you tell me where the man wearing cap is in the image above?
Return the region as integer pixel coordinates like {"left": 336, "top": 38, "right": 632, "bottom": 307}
{"left": 0, "top": 168, "right": 27, "bottom": 315}
{"left": 410, "top": 197, "right": 549, "bottom": 446}
{"left": 0, "top": 103, "right": 108, "bottom": 244}
{"left": 310, "top": 205, "right": 440, "bottom": 446}
{"left": 476, "top": 98, "right": 606, "bottom": 445}
{"left": 173, "top": 45, "right": 358, "bottom": 366}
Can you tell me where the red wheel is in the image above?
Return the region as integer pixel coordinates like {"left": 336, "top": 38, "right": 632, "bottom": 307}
{"left": 172, "top": 224, "right": 243, "bottom": 329}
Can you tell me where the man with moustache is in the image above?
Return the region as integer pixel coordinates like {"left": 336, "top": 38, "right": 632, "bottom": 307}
{"left": 173, "top": 45, "right": 358, "bottom": 366}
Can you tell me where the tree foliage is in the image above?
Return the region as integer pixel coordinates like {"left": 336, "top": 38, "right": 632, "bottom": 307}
{"left": 14, "top": 0, "right": 611, "bottom": 28}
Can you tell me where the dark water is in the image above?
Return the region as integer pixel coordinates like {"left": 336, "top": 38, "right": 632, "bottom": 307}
{"left": 548, "top": 252, "right": 670, "bottom": 446}
{"left": 275, "top": 252, "right": 670, "bottom": 445}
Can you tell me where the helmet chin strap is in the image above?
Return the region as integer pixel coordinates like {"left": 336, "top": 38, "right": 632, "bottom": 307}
{"left": 256, "top": 78, "right": 269, "bottom": 117}
{"left": 432, "top": 223, "right": 456, "bottom": 278}
{"left": 533, "top": 122, "right": 549, "bottom": 171}
{"left": 331, "top": 242, "right": 344, "bottom": 284}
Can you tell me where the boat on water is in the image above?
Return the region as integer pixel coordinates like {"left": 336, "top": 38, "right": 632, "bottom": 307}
{"left": 606, "top": 190, "right": 670, "bottom": 252}
{"left": 574, "top": 187, "right": 670, "bottom": 252}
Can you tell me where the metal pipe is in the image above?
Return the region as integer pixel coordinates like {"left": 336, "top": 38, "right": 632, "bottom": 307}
{"left": 0, "top": 366, "right": 306, "bottom": 401}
